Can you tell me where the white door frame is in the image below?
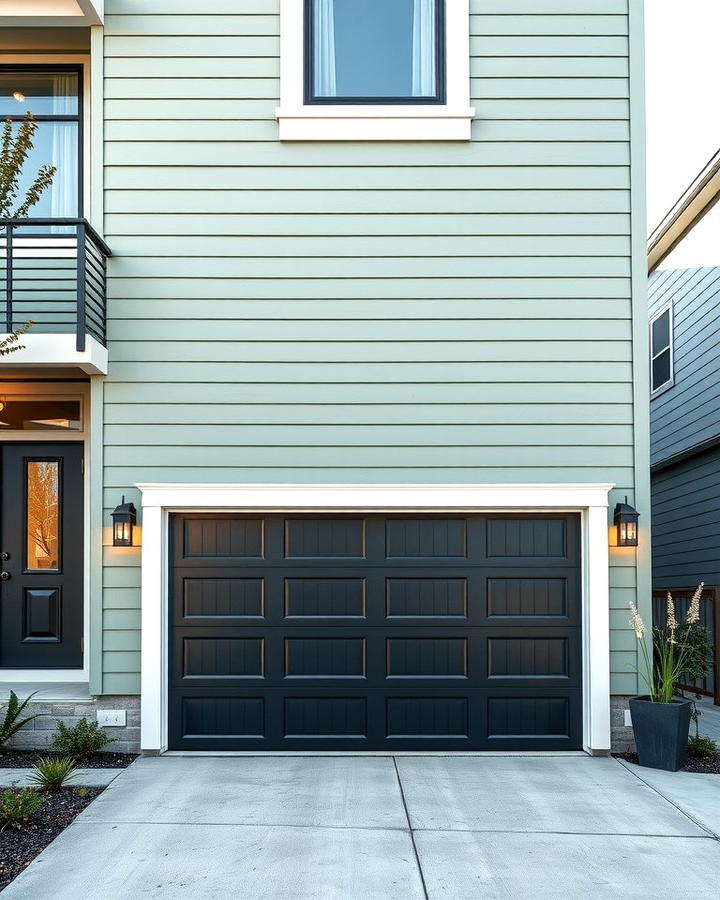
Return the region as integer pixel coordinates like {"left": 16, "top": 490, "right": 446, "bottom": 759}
{"left": 136, "top": 483, "right": 613, "bottom": 754}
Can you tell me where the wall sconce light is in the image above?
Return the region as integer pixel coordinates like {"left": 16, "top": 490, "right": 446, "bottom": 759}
{"left": 613, "top": 497, "right": 639, "bottom": 547}
{"left": 112, "top": 496, "right": 137, "bottom": 547}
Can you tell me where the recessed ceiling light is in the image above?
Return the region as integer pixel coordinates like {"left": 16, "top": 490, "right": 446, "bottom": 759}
{"left": 12, "top": 91, "right": 25, "bottom": 102}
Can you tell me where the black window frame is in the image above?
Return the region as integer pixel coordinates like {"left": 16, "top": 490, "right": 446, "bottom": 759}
{"left": 650, "top": 304, "right": 673, "bottom": 395}
{"left": 304, "top": 0, "right": 447, "bottom": 106}
{"left": 0, "top": 64, "right": 84, "bottom": 217}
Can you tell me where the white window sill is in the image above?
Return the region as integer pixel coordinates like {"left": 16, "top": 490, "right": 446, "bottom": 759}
{"left": 276, "top": 106, "right": 476, "bottom": 141}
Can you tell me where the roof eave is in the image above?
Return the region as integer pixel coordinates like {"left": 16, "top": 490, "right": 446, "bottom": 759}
{"left": 647, "top": 148, "right": 720, "bottom": 273}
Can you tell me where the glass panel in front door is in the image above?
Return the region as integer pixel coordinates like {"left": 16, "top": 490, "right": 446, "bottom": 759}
{"left": 26, "top": 461, "right": 60, "bottom": 571}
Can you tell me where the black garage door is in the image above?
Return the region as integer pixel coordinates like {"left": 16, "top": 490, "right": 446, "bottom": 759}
{"left": 169, "top": 513, "right": 582, "bottom": 751}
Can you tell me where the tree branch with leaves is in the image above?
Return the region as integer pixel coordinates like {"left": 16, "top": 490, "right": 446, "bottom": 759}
{"left": 0, "top": 320, "right": 33, "bottom": 357}
{"left": 1, "top": 111, "right": 53, "bottom": 353}
{"left": 1, "top": 111, "right": 56, "bottom": 218}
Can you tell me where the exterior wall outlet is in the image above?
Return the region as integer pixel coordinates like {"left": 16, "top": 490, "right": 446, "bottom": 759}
{"left": 97, "top": 709, "right": 126, "bottom": 727}
{"left": 624, "top": 710, "right": 633, "bottom": 727}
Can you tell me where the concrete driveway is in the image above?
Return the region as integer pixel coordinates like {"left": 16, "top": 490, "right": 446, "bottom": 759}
{"left": 5, "top": 755, "right": 720, "bottom": 899}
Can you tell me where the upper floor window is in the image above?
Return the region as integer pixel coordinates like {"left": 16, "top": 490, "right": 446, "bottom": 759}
{"left": 650, "top": 306, "right": 673, "bottom": 394}
{"left": 306, "top": 0, "right": 445, "bottom": 104}
{"left": 277, "top": 0, "right": 473, "bottom": 141}
{"left": 0, "top": 66, "right": 81, "bottom": 218}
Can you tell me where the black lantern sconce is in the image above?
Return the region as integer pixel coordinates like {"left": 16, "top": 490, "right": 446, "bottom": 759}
{"left": 112, "top": 496, "right": 137, "bottom": 547}
{"left": 613, "top": 497, "right": 639, "bottom": 547}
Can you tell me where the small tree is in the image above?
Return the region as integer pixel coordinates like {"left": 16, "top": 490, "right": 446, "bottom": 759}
{"left": 1, "top": 111, "right": 56, "bottom": 217}
{"left": 1, "top": 112, "right": 51, "bottom": 354}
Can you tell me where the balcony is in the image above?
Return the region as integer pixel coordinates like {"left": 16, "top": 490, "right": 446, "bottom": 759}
{"left": 0, "top": 0, "right": 103, "bottom": 27}
{"left": 1, "top": 219, "right": 111, "bottom": 375}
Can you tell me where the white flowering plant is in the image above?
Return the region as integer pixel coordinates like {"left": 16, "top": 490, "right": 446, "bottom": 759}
{"left": 629, "top": 584, "right": 712, "bottom": 704}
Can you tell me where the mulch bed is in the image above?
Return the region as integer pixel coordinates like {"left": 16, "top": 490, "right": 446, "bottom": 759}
{"left": 614, "top": 751, "right": 720, "bottom": 774}
{"left": 0, "top": 751, "right": 137, "bottom": 769}
{"left": 0, "top": 787, "right": 102, "bottom": 891}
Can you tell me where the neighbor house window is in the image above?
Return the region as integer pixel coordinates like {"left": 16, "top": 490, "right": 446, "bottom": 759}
{"left": 277, "top": 0, "right": 473, "bottom": 141}
{"left": 650, "top": 306, "right": 673, "bottom": 394}
{"left": 0, "top": 67, "right": 81, "bottom": 218}
{"left": 306, "top": 0, "right": 445, "bottom": 104}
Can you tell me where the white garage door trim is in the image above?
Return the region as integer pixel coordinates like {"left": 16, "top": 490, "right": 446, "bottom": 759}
{"left": 136, "top": 483, "right": 613, "bottom": 755}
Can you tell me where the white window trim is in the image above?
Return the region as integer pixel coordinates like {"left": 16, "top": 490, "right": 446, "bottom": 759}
{"left": 276, "top": 0, "right": 475, "bottom": 141}
{"left": 136, "top": 482, "right": 613, "bottom": 756}
{"left": 650, "top": 303, "right": 674, "bottom": 396}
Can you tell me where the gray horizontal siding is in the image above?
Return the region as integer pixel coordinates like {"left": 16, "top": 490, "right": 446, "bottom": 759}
{"left": 652, "top": 446, "right": 720, "bottom": 588}
{"left": 649, "top": 266, "right": 720, "bottom": 464}
{"left": 98, "top": 0, "right": 638, "bottom": 696}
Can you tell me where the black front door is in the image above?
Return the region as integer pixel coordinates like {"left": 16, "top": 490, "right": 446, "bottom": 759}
{"left": 0, "top": 443, "right": 83, "bottom": 668}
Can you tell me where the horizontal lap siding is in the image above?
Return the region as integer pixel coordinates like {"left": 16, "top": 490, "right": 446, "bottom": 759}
{"left": 649, "top": 267, "right": 720, "bottom": 464}
{"left": 650, "top": 267, "right": 720, "bottom": 595}
{"left": 651, "top": 447, "right": 720, "bottom": 588}
{"left": 101, "top": 0, "right": 636, "bottom": 695}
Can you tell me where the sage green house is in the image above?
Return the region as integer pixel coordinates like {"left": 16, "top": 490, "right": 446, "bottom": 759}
{"left": 0, "top": 0, "right": 648, "bottom": 754}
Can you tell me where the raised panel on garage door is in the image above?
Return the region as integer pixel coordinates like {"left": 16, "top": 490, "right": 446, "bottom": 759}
{"left": 168, "top": 513, "right": 582, "bottom": 751}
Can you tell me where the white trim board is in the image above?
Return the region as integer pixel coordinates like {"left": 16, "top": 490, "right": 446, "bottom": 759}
{"left": 276, "top": 0, "right": 475, "bottom": 140}
{"left": 0, "top": 0, "right": 103, "bottom": 27}
{"left": 137, "top": 482, "right": 613, "bottom": 756}
{"left": 0, "top": 334, "right": 108, "bottom": 376}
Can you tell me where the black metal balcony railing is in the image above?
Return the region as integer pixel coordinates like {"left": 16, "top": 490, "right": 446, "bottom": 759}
{"left": 1, "top": 218, "right": 111, "bottom": 352}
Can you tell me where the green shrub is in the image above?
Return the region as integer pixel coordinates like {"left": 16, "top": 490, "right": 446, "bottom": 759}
{"left": 0, "top": 786, "right": 43, "bottom": 831}
{"left": 0, "top": 691, "right": 40, "bottom": 749}
{"left": 29, "top": 756, "right": 77, "bottom": 789}
{"left": 688, "top": 735, "right": 718, "bottom": 758}
{"left": 50, "top": 718, "right": 115, "bottom": 759}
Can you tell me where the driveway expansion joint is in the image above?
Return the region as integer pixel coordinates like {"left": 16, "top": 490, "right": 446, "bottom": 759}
{"left": 392, "top": 755, "right": 429, "bottom": 900}
{"left": 616, "top": 758, "right": 720, "bottom": 840}
{"left": 70, "top": 820, "right": 411, "bottom": 832}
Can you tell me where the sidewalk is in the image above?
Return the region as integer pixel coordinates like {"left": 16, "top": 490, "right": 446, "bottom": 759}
{"left": 694, "top": 695, "right": 720, "bottom": 742}
{"left": 0, "top": 769, "right": 121, "bottom": 787}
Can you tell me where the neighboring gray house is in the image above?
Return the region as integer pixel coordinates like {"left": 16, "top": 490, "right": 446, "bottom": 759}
{"left": 0, "top": 0, "right": 648, "bottom": 755}
{"left": 648, "top": 149, "right": 720, "bottom": 703}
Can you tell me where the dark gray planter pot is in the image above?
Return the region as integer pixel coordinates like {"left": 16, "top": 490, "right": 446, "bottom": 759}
{"left": 629, "top": 696, "right": 692, "bottom": 771}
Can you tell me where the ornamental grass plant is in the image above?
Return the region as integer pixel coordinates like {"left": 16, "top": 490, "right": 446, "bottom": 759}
{"left": 29, "top": 756, "right": 77, "bottom": 790}
{"left": 629, "top": 583, "right": 712, "bottom": 703}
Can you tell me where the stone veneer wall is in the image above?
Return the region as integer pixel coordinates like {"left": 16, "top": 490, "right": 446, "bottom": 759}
{"left": 1, "top": 695, "right": 636, "bottom": 755}
{"left": 610, "top": 695, "right": 636, "bottom": 753}
{"left": 0, "top": 696, "right": 141, "bottom": 754}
